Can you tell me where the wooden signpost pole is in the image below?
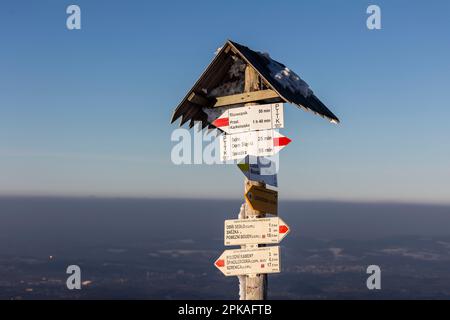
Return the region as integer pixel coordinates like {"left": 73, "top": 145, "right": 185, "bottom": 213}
{"left": 241, "top": 65, "right": 267, "bottom": 300}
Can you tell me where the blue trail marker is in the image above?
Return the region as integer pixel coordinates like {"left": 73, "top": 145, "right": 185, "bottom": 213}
{"left": 237, "top": 155, "right": 278, "bottom": 187}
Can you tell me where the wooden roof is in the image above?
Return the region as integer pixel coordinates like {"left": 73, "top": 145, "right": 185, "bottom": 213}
{"left": 171, "top": 40, "right": 340, "bottom": 129}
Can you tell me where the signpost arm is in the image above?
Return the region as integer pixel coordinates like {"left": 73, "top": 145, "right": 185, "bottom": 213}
{"left": 241, "top": 64, "right": 267, "bottom": 300}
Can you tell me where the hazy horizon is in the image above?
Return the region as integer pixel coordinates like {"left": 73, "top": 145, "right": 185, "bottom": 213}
{"left": 1, "top": 194, "right": 450, "bottom": 207}
{"left": 1, "top": 196, "right": 450, "bottom": 242}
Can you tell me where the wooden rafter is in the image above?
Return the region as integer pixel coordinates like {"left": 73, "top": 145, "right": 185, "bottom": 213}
{"left": 188, "top": 89, "right": 283, "bottom": 109}
{"left": 214, "top": 89, "right": 282, "bottom": 107}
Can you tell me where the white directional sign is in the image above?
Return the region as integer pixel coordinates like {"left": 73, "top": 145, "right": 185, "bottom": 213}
{"left": 224, "top": 217, "right": 290, "bottom": 246}
{"left": 214, "top": 246, "right": 280, "bottom": 276}
{"left": 220, "top": 129, "right": 291, "bottom": 161}
{"left": 212, "top": 103, "right": 284, "bottom": 134}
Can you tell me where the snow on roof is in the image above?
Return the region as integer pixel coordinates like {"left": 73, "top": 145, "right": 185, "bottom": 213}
{"left": 228, "top": 40, "right": 340, "bottom": 124}
{"left": 171, "top": 40, "right": 340, "bottom": 129}
{"left": 260, "top": 52, "right": 313, "bottom": 99}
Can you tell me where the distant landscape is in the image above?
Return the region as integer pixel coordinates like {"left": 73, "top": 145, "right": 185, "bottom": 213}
{"left": 1, "top": 197, "right": 450, "bottom": 299}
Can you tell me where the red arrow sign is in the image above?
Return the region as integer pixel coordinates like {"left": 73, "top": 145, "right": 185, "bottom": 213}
{"left": 212, "top": 117, "right": 229, "bottom": 128}
{"left": 279, "top": 225, "right": 289, "bottom": 234}
{"left": 273, "top": 137, "right": 292, "bottom": 147}
{"left": 215, "top": 259, "right": 225, "bottom": 268}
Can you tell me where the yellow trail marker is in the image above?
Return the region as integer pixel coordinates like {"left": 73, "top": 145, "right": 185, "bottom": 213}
{"left": 245, "top": 185, "right": 278, "bottom": 215}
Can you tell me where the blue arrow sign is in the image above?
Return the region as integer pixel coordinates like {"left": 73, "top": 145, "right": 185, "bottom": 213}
{"left": 237, "top": 155, "right": 278, "bottom": 187}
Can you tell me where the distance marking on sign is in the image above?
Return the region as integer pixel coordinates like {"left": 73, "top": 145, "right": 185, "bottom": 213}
{"left": 212, "top": 103, "right": 284, "bottom": 134}
{"left": 214, "top": 246, "right": 280, "bottom": 276}
{"left": 220, "top": 129, "right": 291, "bottom": 161}
{"left": 224, "top": 217, "right": 290, "bottom": 246}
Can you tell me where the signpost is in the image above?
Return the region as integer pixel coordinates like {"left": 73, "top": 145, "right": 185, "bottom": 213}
{"left": 224, "top": 217, "right": 290, "bottom": 246}
{"left": 220, "top": 129, "right": 291, "bottom": 161}
{"left": 214, "top": 246, "right": 280, "bottom": 277}
{"left": 238, "top": 155, "right": 278, "bottom": 187}
{"left": 212, "top": 103, "right": 284, "bottom": 134}
{"left": 245, "top": 185, "right": 278, "bottom": 215}
{"left": 171, "top": 40, "right": 340, "bottom": 301}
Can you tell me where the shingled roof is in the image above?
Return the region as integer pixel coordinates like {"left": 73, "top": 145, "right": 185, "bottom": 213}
{"left": 171, "top": 40, "right": 340, "bottom": 129}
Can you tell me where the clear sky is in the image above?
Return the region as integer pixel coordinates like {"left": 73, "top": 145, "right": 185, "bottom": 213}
{"left": 1, "top": 0, "right": 449, "bottom": 204}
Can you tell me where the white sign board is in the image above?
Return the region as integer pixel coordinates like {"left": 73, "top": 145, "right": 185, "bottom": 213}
{"left": 214, "top": 246, "right": 280, "bottom": 276}
{"left": 224, "top": 217, "right": 290, "bottom": 246}
{"left": 220, "top": 129, "right": 291, "bottom": 161}
{"left": 212, "top": 103, "right": 284, "bottom": 134}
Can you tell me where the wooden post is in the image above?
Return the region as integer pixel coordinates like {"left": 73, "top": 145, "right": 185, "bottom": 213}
{"left": 240, "top": 65, "right": 267, "bottom": 300}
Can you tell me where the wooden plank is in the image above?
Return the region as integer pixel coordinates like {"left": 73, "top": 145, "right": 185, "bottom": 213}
{"left": 188, "top": 89, "right": 281, "bottom": 108}
{"left": 187, "top": 92, "right": 213, "bottom": 107}
{"left": 213, "top": 89, "right": 280, "bottom": 108}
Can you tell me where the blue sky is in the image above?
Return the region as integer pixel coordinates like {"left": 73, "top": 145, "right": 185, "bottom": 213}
{"left": 1, "top": 0, "right": 449, "bottom": 203}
